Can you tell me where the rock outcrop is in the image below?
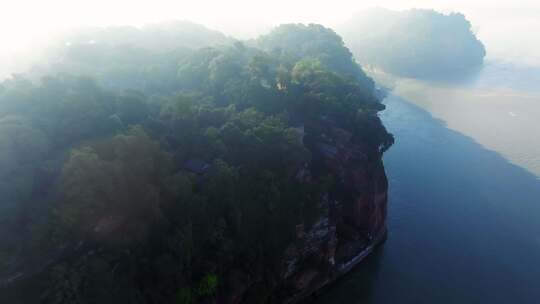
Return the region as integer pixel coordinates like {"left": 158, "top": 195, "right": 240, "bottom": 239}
{"left": 213, "top": 115, "right": 389, "bottom": 304}
{"left": 274, "top": 117, "right": 388, "bottom": 303}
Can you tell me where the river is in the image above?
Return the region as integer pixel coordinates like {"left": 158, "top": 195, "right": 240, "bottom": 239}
{"left": 312, "top": 61, "right": 540, "bottom": 303}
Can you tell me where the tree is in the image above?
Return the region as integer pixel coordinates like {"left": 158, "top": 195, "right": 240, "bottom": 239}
{"left": 59, "top": 127, "right": 171, "bottom": 245}
{"left": 339, "top": 8, "right": 486, "bottom": 78}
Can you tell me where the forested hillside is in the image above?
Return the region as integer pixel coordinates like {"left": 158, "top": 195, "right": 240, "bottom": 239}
{"left": 0, "top": 23, "right": 392, "bottom": 303}
{"left": 339, "top": 8, "right": 486, "bottom": 78}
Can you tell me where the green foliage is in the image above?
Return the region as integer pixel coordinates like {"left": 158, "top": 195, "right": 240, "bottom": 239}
{"left": 176, "top": 287, "right": 193, "bottom": 304}
{"left": 257, "top": 24, "right": 358, "bottom": 77}
{"left": 33, "top": 21, "right": 232, "bottom": 94}
{"left": 196, "top": 274, "right": 219, "bottom": 297}
{"left": 115, "top": 90, "right": 149, "bottom": 125}
{"left": 340, "top": 8, "right": 486, "bottom": 77}
{"left": 256, "top": 23, "right": 376, "bottom": 101}
{"left": 0, "top": 22, "right": 392, "bottom": 303}
{"left": 59, "top": 127, "right": 171, "bottom": 244}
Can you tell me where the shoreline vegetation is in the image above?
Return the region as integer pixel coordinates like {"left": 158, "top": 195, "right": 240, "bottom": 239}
{"left": 0, "top": 22, "right": 392, "bottom": 303}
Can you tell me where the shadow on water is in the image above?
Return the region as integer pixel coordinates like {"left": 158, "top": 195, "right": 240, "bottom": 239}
{"left": 410, "top": 65, "right": 484, "bottom": 86}
{"left": 389, "top": 62, "right": 540, "bottom": 95}
{"left": 312, "top": 95, "right": 540, "bottom": 304}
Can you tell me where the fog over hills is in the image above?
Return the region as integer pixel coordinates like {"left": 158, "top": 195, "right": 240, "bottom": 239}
{"left": 1, "top": 1, "right": 539, "bottom": 79}
{"left": 338, "top": 8, "right": 486, "bottom": 78}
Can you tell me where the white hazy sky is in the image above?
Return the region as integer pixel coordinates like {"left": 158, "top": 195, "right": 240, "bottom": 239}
{"left": 1, "top": 0, "right": 539, "bottom": 65}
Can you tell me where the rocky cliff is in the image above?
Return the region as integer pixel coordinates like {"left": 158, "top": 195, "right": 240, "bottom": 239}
{"left": 213, "top": 114, "right": 389, "bottom": 304}
{"left": 275, "top": 117, "right": 388, "bottom": 303}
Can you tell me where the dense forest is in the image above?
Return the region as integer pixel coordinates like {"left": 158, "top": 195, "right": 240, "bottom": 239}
{"left": 0, "top": 22, "right": 392, "bottom": 303}
{"left": 339, "top": 8, "right": 486, "bottom": 78}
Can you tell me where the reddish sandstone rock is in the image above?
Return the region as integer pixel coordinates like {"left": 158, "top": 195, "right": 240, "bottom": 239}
{"left": 274, "top": 121, "right": 389, "bottom": 303}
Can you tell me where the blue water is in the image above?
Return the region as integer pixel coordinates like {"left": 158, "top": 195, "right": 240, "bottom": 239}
{"left": 419, "top": 60, "right": 540, "bottom": 95}
{"left": 312, "top": 94, "right": 540, "bottom": 304}
{"left": 469, "top": 60, "right": 540, "bottom": 95}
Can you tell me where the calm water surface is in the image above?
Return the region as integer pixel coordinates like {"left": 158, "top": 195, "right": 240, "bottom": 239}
{"left": 312, "top": 63, "right": 540, "bottom": 304}
{"left": 391, "top": 61, "right": 540, "bottom": 176}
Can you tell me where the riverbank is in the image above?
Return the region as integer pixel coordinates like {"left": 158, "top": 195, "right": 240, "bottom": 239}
{"left": 312, "top": 93, "right": 540, "bottom": 304}
{"left": 288, "top": 228, "right": 387, "bottom": 304}
{"left": 367, "top": 64, "right": 540, "bottom": 178}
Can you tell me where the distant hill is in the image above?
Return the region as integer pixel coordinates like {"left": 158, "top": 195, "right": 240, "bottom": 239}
{"left": 339, "top": 8, "right": 486, "bottom": 78}
{"left": 28, "top": 21, "right": 235, "bottom": 92}
{"left": 60, "top": 20, "right": 233, "bottom": 51}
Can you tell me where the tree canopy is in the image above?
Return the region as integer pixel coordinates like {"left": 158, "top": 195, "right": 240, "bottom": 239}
{"left": 0, "top": 23, "right": 392, "bottom": 304}
{"left": 339, "top": 8, "right": 486, "bottom": 78}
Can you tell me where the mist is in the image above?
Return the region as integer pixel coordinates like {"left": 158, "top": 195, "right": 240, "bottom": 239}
{"left": 3, "top": 1, "right": 540, "bottom": 303}
{"left": 1, "top": 0, "right": 540, "bottom": 79}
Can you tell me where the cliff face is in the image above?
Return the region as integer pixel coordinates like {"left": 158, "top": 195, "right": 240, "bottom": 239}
{"left": 274, "top": 119, "right": 388, "bottom": 303}
{"left": 218, "top": 117, "right": 389, "bottom": 304}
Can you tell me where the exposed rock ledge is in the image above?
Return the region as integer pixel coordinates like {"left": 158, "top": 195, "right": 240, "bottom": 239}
{"left": 271, "top": 117, "right": 389, "bottom": 303}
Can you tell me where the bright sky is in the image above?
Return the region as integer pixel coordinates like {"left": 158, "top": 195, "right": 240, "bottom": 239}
{"left": 1, "top": 0, "right": 539, "bottom": 64}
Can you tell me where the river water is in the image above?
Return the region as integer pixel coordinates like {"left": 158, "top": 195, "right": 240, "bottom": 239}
{"left": 312, "top": 61, "right": 540, "bottom": 303}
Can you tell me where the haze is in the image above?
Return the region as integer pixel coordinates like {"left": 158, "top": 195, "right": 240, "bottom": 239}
{"left": 2, "top": 1, "right": 540, "bottom": 303}
{"left": 1, "top": 0, "right": 540, "bottom": 77}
